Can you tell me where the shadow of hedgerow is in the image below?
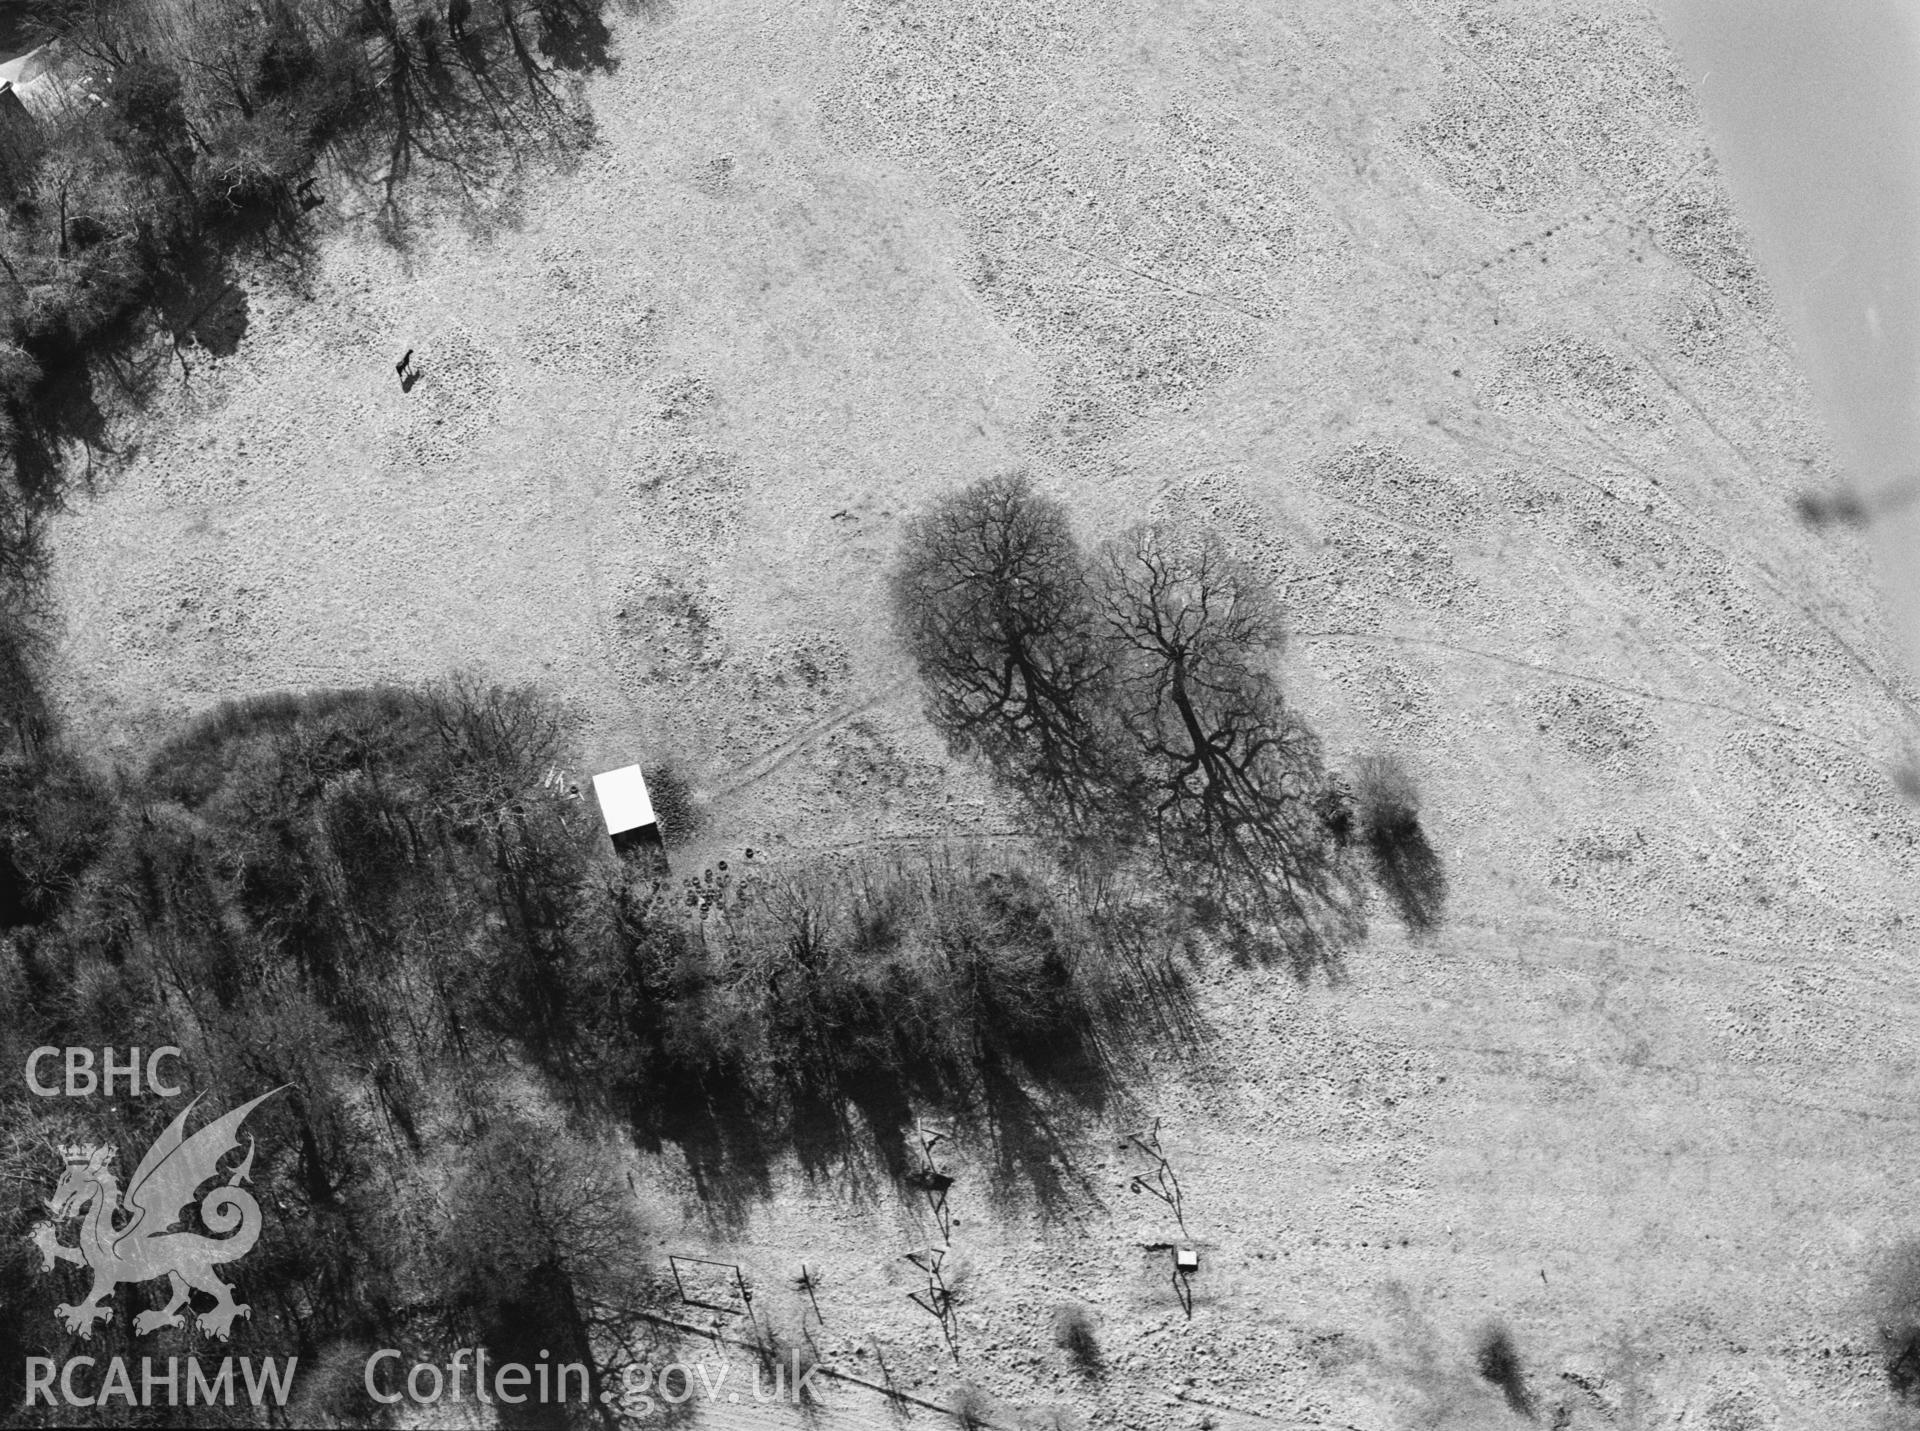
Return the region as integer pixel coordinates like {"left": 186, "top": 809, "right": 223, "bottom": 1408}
{"left": 555, "top": 846, "right": 1198, "bottom": 1231}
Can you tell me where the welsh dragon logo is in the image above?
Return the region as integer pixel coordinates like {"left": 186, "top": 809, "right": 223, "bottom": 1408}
{"left": 30, "top": 1087, "right": 288, "bottom": 1341}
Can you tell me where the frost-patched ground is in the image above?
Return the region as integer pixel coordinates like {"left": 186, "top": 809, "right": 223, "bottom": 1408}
{"left": 43, "top": 0, "right": 1920, "bottom": 1426}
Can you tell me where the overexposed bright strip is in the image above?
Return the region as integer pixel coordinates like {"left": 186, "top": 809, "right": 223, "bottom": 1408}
{"left": 1659, "top": 0, "right": 1920, "bottom": 682}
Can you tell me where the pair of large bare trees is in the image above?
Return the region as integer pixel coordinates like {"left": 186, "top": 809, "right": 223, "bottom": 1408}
{"left": 892, "top": 473, "right": 1359, "bottom": 956}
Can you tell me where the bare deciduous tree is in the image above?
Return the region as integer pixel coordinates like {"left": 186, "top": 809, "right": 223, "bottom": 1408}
{"left": 1094, "top": 523, "right": 1357, "bottom": 959}
{"left": 891, "top": 480, "right": 1367, "bottom": 964}
{"left": 421, "top": 670, "right": 575, "bottom": 833}
{"left": 439, "top": 1121, "right": 650, "bottom": 1429}
{"left": 891, "top": 472, "right": 1127, "bottom": 843}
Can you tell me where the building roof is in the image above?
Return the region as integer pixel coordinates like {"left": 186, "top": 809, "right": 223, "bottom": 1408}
{"left": 591, "top": 765, "right": 657, "bottom": 836}
{"left": 0, "top": 45, "right": 50, "bottom": 89}
{"left": 0, "top": 44, "right": 57, "bottom": 117}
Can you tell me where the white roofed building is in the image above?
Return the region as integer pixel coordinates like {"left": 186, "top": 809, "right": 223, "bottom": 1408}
{"left": 591, "top": 764, "right": 665, "bottom": 859}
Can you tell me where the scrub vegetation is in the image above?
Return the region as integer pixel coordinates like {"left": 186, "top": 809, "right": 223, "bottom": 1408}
{"left": 0, "top": 674, "right": 1182, "bottom": 1423}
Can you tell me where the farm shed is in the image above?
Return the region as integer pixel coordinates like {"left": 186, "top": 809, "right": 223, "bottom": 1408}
{"left": 591, "top": 764, "right": 664, "bottom": 855}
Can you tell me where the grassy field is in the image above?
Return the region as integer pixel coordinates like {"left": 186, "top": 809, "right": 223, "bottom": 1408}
{"left": 39, "top": 0, "right": 1920, "bottom": 1425}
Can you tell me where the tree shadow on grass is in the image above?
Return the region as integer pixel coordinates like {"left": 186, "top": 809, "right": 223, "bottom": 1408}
{"left": 1369, "top": 822, "right": 1448, "bottom": 934}
{"left": 536, "top": 0, "right": 621, "bottom": 74}
{"left": 618, "top": 1035, "right": 1131, "bottom": 1237}
{"left": 151, "top": 240, "right": 258, "bottom": 362}
{"left": 1473, "top": 1324, "right": 1536, "bottom": 1420}
{"left": 1867, "top": 1239, "right": 1920, "bottom": 1406}
{"left": 1051, "top": 1302, "right": 1105, "bottom": 1381}
{"left": 974, "top": 1056, "right": 1112, "bottom": 1226}
{"left": 607, "top": 932, "right": 1196, "bottom": 1236}
{"left": 1350, "top": 754, "right": 1448, "bottom": 936}
{"left": 621, "top": 1066, "right": 779, "bottom": 1231}
{"left": 535, "top": 853, "right": 1212, "bottom": 1238}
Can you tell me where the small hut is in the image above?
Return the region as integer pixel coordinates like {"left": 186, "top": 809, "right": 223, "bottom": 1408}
{"left": 591, "top": 764, "right": 664, "bottom": 858}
